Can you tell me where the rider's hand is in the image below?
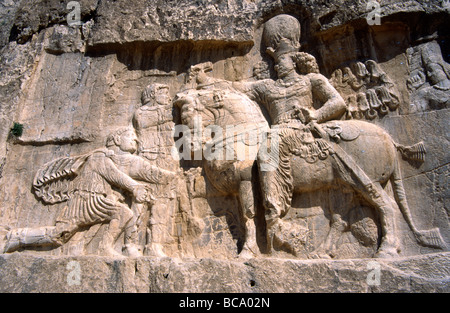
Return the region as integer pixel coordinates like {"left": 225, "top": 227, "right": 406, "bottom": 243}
{"left": 303, "top": 108, "right": 318, "bottom": 124}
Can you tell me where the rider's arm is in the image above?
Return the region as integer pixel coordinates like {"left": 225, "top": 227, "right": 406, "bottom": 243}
{"left": 232, "top": 80, "right": 267, "bottom": 103}
{"left": 232, "top": 80, "right": 273, "bottom": 117}
{"left": 308, "top": 73, "right": 346, "bottom": 123}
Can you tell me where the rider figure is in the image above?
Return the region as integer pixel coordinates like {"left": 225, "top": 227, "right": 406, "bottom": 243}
{"left": 239, "top": 42, "right": 346, "bottom": 128}
{"left": 233, "top": 15, "right": 346, "bottom": 252}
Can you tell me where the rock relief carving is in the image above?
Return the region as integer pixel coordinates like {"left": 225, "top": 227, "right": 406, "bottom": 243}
{"left": 1, "top": 127, "right": 175, "bottom": 257}
{"left": 174, "top": 61, "right": 270, "bottom": 258}
{"left": 133, "top": 83, "right": 178, "bottom": 171}
{"left": 330, "top": 59, "right": 401, "bottom": 120}
{"left": 407, "top": 40, "right": 450, "bottom": 113}
{"left": 174, "top": 14, "right": 447, "bottom": 259}
{"left": 132, "top": 83, "right": 184, "bottom": 257}
{"left": 0, "top": 14, "right": 447, "bottom": 261}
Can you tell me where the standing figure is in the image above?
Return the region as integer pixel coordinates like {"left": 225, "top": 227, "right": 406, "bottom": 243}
{"left": 134, "top": 83, "right": 178, "bottom": 171}
{"left": 133, "top": 83, "right": 181, "bottom": 256}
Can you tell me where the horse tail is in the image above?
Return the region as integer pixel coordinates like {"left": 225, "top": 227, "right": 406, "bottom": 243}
{"left": 394, "top": 141, "right": 426, "bottom": 163}
{"left": 390, "top": 156, "right": 446, "bottom": 249}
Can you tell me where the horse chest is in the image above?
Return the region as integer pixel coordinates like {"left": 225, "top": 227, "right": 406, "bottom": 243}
{"left": 204, "top": 160, "right": 241, "bottom": 194}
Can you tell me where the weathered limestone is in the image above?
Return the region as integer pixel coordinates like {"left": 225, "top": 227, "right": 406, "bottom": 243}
{"left": 0, "top": 0, "right": 449, "bottom": 293}
{"left": 0, "top": 252, "right": 448, "bottom": 293}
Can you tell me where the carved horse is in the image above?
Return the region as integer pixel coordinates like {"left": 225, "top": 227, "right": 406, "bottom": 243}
{"left": 174, "top": 78, "right": 446, "bottom": 259}
{"left": 174, "top": 82, "right": 269, "bottom": 257}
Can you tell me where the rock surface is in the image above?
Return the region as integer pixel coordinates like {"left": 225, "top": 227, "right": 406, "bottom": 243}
{"left": 0, "top": 0, "right": 449, "bottom": 293}
{"left": 0, "top": 252, "right": 448, "bottom": 292}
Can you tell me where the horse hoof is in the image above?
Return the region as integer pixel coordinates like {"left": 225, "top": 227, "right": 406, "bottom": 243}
{"left": 308, "top": 252, "right": 332, "bottom": 260}
{"left": 374, "top": 247, "right": 398, "bottom": 259}
{"left": 238, "top": 248, "right": 256, "bottom": 260}
{"left": 123, "top": 244, "right": 143, "bottom": 258}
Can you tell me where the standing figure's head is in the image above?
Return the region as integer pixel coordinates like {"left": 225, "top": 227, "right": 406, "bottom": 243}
{"left": 141, "top": 83, "right": 171, "bottom": 106}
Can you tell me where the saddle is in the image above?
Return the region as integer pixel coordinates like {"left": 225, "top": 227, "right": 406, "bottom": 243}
{"left": 275, "top": 120, "right": 361, "bottom": 164}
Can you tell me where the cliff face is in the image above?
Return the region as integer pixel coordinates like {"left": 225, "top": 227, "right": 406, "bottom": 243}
{"left": 0, "top": 0, "right": 449, "bottom": 292}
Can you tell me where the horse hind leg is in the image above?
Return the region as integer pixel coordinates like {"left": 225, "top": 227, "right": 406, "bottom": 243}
{"left": 373, "top": 186, "right": 400, "bottom": 258}
{"left": 352, "top": 181, "right": 400, "bottom": 258}
{"left": 310, "top": 213, "right": 348, "bottom": 259}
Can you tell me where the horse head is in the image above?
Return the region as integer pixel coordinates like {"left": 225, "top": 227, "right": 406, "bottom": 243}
{"left": 174, "top": 63, "right": 270, "bottom": 161}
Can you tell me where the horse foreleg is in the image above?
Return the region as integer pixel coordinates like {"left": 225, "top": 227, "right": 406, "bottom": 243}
{"left": 310, "top": 213, "right": 347, "bottom": 259}
{"left": 238, "top": 180, "right": 258, "bottom": 258}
